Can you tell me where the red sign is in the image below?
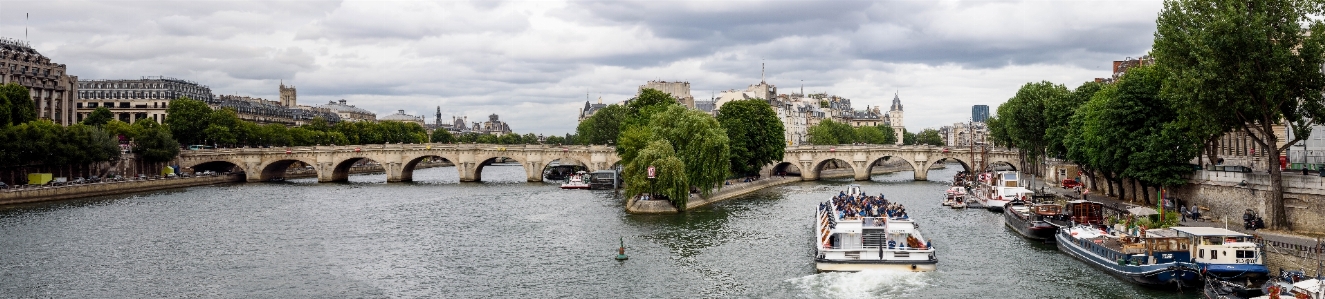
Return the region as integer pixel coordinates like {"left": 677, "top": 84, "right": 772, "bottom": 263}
{"left": 647, "top": 166, "right": 656, "bottom": 179}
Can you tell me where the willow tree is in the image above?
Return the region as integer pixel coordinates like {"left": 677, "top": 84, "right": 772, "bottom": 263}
{"left": 648, "top": 105, "right": 729, "bottom": 197}
{"left": 624, "top": 139, "right": 688, "bottom": 209}
{"left": 1154, "top": 0, "right": 1325, "bottom": 229}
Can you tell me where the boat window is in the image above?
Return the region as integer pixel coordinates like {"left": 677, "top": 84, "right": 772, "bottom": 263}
{"left": 1199, "top": 249, "right": 1204, "bottom": 258}
{"left": 1236, "top": 250, "right": 1255, "bottom": 259}
{"left": 1210, "top": 250, "right": 1217, "bottom": 259}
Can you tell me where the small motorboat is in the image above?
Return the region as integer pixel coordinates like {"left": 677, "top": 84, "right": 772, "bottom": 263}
{"left": 950, "top": 195, "right": 967, "bottom": 209}
{"left": 943, "top": 186, "right": 966, "bottom": 206}
{"left": 560, "top": 171, "right": 591, "bottom": 189}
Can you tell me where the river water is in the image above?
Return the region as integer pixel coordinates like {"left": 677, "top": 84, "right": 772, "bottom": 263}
{"left": 0, "top": 164, "right": 1198, "bottom": 298}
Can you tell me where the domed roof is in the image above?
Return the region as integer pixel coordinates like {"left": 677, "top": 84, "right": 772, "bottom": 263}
{"left": 380, "top": 110, "right": 422, "bottom": 122}
{"left": 318, "top": 100, "right": 374, "bottom": 115}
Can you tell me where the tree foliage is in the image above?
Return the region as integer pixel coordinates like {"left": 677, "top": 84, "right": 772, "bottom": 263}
{"left": 576, "top": 104, "right": 626, "bottom": 145}
{"left": 716, "top": 99, "right": 785, "bottom": 176}
{"left": 624, "top": 139, "right": 689, "bottom": 209}
{"left": 82, "top": 107, "right": 114, "bottom": 127}
{"left": 164, "top": 97, "right": 212, "bottom": 146}
{"left": 916, "top": 128, "right": 944, "bottom": 146}
{"left": 806, "top": 120, "right": 856, "bottom": 145}
{"left": 647, "top": 105, "right": 730, "bottom": 197}
{"left": 1153, "top": 0, "right": 1325, "bottom": 228}
{"left": 0, "top": 83, "right": 35, "bottom": 126}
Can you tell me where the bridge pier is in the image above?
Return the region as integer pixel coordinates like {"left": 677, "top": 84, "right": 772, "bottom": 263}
{"left": 853, "top": 161, "right": 871, "bottom": 181}
{"left": 525, "top": 161, "right": 544, "bottom": 182}
{"left": 799, "top": 161, "right": 818, "bottom": 181}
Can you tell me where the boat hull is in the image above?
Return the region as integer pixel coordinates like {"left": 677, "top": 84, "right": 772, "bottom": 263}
{"left": 985, "top": 199, "right": 1010, "bottom": 212}
{"left": 1055, "top": 231, "right": 1201, "bottom": 287}
{"left": 815, "top": 259, "right": 938, "bottom": 272}
{"left": 1004, "top": 207, "right": 1058, "bottom": 240}
{"left": 560, "top": 185, "right": 590, "bottom": 189}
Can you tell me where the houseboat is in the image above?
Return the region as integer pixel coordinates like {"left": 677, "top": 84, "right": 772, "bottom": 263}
{"left": 977, "top": 171, "right": 1030, "bottom": 212}
{"left": 1004, "top": 200, "right": 1063, "bottom": 240}
{"left": 1056, "top": 224, "right": 1202, "bottom": 287}
{"left": 1169, "top": 227, "right": 1269, "bottom": 298}
{"left": 814, "top": 185, "right": 938, "bottom": 272}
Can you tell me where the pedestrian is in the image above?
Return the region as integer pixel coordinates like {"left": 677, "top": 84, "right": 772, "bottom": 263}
{"left": 1180, "top": 205, "right": 1189, "bottom": 221}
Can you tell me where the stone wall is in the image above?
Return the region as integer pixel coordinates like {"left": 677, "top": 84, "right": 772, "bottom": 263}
{"left": 0, "top": 174, "right": 242, "bottom": 206}
{"left": 817, "top": 159, "right": 945, "bottom": 179}
{"left": 1168, "top": 171, "right": 1325, "bottom": 234}
{"left": 1259, "top": 237, "right": 1324, "bottom": 275}
{"left": 283, "top": 160, "right": 453, "bottom": 179}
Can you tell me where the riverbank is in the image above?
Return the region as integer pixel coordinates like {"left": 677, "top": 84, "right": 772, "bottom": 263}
{"left": 625, "top": 177, "right": 801, "bottom": 214}
{"left": 1034, "top": 178, "right": 1324, "bottom": 276}
{"left": 0, "top": 174, "right": 243, "bottom": 206}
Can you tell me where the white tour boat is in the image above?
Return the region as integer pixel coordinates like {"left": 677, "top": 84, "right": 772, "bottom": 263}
{"left": 559, "top": 171, "right": 591, "bottom": 189}
{"left": 814, "top": 185, "right": 938, "bottom": 272}
{"left": 980, "top": 171, "right": 1029, "bottom": 212}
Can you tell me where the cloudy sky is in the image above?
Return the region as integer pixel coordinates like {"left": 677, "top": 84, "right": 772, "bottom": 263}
{"left": 2, "top": 0, "right": 1161, "bottom": 135}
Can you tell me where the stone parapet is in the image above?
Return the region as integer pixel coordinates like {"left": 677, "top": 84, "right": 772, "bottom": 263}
{"left": 0, "top": 174, "right": 242, "bottom": 206}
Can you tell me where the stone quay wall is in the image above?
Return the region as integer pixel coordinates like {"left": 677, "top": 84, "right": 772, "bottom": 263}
{"left": 0, "top": 174, "right": 243, "bottom": 206}
{"left": 1168, "top": 171, "right": 1325, "bottom": 234}
{"left": 1258, "top": 236, "right": 1323, "bottom": 275}
{"left": 626, "top": 177, "right": 801, "bottom": 214}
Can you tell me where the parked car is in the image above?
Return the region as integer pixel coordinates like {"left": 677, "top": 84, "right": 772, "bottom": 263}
{"left": 1061, "top": 179, "right": 1084, "bottom": 189}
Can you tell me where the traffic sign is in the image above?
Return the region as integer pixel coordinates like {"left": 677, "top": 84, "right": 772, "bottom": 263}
{"left": 647, "top": 166, "right": 656, "bottom": 179}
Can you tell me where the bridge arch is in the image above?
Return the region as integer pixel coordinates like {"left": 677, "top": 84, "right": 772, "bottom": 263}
{"left": 989, "top": 159, "right": 1018, "bottom": 171}
{"left": 328, "top": 157, "right": 386, "bottom": 183}
{"left": 472, "top": 154, "right": 530, "bottom": 183}
{"left": 185, "top": 159, "right": 247, "bottom": 174}
{"left": 257, "top": 157, "right": 319, "bottom": 182}
{"left": 542, "top": 156, "right": 590, "bottom": 181}
{"left": 771, "top": 162, "right": 802, "bottom": 177}
{"left": 398, "top": 154, "right": 459, "bottom": 182}
{"left": 811, "top": 158, "right": 857, "bottom": 181}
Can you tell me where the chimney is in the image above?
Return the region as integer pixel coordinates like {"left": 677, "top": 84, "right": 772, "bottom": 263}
{"left": 340, "top": 99, "right": 347, "bottom": 105}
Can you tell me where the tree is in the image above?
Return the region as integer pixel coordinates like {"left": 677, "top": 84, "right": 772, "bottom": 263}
{"left": 646, "top": 105, "right": 730, "bottom": 197}
{"left": 0, "top": 83, "right": 35, "bottom": 126}
{"left": 1153, "top": 0, "right": 1325, "bottom": 228}
{"left": 431, "top": 129, "right": 456, "bottom": 143}
{"left": 806, "top": 120, "right": 856, "bottom": 145}
{"left": 1045, "top": 81, "right": 1103, "bottom": 159}
{"left": 132, "top": 119, "right": 180, "bottom": 163}
{"left": 164, "top": 97, "right": 213, "bottom": 146}
{"left": 544, "top": 135, "right": 565, "bottom": 145}
{"left": 902, "top": 128, "right": 916, "bottom": 145}
{"left": 576, "top": 104, "right": 626, "bottom": 145}
{"left": 876, "top": 125, "right": 897, "bottom": 145}
{"left": 995, "top": 81, "right": 1070, "bottom": 172}
{"left": 476, "top": 134, "right": 498, "bottom": 144}
{"left": 855, "top": 126, "right": 890, "bottom": 144}
{"left": 916, "top": 128, "right": 944, "bottom": 146}
{"left": 624, "top": 139, "right": 688, "bottom": 209}
{"left": 716, "top": 99, "right": 785, "bottom": 176}
{"left": 82, "top": 107, "right": 114, "bottom": 127}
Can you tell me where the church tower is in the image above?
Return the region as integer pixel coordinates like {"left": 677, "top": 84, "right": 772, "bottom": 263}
{"left": 279, "top": 81, "right": 297, "bottom": 107}
{"left": 889, "top": 93, "right": 904, "bottom": 145}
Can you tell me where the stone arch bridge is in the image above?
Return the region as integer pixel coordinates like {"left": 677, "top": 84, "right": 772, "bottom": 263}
{"left": 774, "top": 145, "right": 1021, "bottom": 181}
{"left": 177, "top": 144, "right": 621, "bottom": 183}
{"left": 177, "top": 143, "right": 1019, "bottom": 183}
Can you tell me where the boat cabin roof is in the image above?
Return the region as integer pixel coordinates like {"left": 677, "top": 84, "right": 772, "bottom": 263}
{"left": 1170, "top": 227, "right": 1251, "bottom": 237}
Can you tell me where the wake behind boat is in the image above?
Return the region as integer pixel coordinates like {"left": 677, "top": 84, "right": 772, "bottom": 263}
{"left": 814, "top": 185, "right": 938, "bottom": 272}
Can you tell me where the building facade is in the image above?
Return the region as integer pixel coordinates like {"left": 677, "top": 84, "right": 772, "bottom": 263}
{"left": 318, "top": 99, "right": 376, "bottom": 122}
{"left": 578, "top": 97, "right": 609, "bottom": 122}
{"left": 472, "top": 114, "right": 513, "bottom": 135}
{"left": 380, "top": 110, "right": 425, "bottom": 126}
{"left": 208, "top": 83, "right": 339, "bottom": 126}
{"left": 941, "top": 121, "right": 988, "bottom": 147}
{"left": 1, "top": 38, "right": 78, "bottom": 125}
{"left": 76, "top": 76, "right": 213, "bottom": 124}
{"left": 972, "top": 105, "right": 989, "bottom": 122}
{"left": 640, "top": 80, "right": 695, "bottom": 109}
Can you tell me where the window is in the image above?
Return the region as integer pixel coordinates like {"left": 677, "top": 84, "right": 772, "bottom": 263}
{"left": 1200, "top": 249, "right": 1204, "bottom": 258}
{"left": 1211, "top": 250, "right": 1217, "bottom": 259}
{"left": 76, "top": 103, "right": 82, "bottom": 108}
{"left": 1236, "top": 250, "right": 1256, "bottom": 259}
{"left": 88, "top": 102, "right": 97, "bottom": 108}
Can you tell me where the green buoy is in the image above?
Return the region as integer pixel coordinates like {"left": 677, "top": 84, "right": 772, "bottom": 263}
{"left": 615, "top": 237, "right": 629, "bottom": 260}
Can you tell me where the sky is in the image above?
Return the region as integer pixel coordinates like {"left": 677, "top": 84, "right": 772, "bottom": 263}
{"left": 0, "top": 0, "right": 1163, "bottom": 135}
